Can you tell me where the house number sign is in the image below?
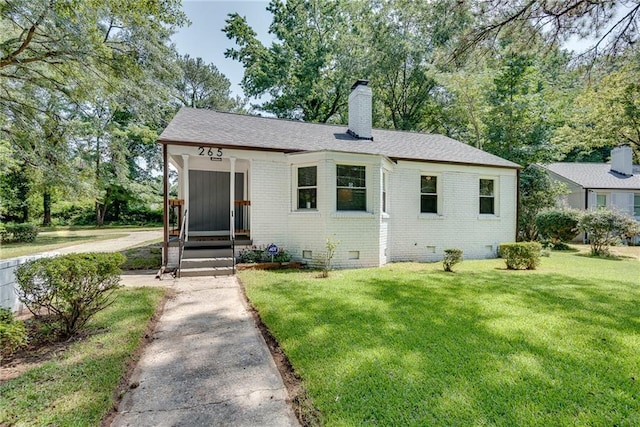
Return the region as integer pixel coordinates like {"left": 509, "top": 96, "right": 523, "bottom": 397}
{"left": 198, "top": 146, "right": 223, "bottom": 161}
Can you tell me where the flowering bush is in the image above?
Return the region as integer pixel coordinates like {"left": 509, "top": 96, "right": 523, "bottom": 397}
{"left": 442, "top": 248, "right": 463, "bottom": 272}
{"left": 237, "top": 245, "right": 291, "bottom": 263}
{"left": 579, "top": 208, "right": 640, "bottom": 256}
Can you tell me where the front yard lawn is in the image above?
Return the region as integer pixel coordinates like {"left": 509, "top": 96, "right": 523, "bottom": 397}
{"left": 239, "top": 251, "right": 640, "bottom": 426}
{"left": 0, "top": 287, "right": 165, "bottom": 426}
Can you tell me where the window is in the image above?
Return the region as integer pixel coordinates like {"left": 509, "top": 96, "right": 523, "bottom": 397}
{"left": 420, "top": 175, "right": 438, "bottom": 213}
{"left": 634, "top": 194, "right": 640, "bottom": 216}
{"left": 382, "top": 171, "right": 388, "bottom": 213}
{"left": 297, "top": 166, "right": 317, "bottom": 209}
{"left": 337, "top": 165, "right": 366, "bottom": 211}
{"left": 479, "top": 179, "right": 495, "bottom": 214}
{"left": 596, "top": 194, "right": 607, "bottom": 208}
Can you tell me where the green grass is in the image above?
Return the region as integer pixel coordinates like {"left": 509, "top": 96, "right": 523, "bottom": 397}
{"left": 0, "top": 287, "right": 165, "bottom": 426}
{"left": 120, "top": 244, "right": 162, "bottom": 270}
{"left": 0, "top": 226, "right": 161, "bottom": 259}
{"left": 239, "top": 252, "right": 640, "bottom": 426}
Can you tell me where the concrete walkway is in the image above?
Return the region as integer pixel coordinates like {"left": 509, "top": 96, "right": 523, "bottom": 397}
{"left": 111, "top": 274, "right": 299, "bottom": 427}
{"left": 45, "top": 229, "right": 162, "bottom": 255}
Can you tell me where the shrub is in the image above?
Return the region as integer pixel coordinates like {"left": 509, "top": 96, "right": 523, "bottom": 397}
{"left": 536, "top": 209, "right": 581, "bottom": 248}
{"left": 442, "top": 248, "right": 463, "bottom": 272}
{"left": 499, "top": 242, "right": 542, "bottom": 270}
{"left": 0, "top": 308, "right": 27, "bottom": 359}
{"left": 15, "top": 252, "right": 125, "bottom": 338}
{"left": 237, "top": 245, "right": 292, "bottom": 264}
{"left": 320, "top": 237, "right": 340, "bottom": 278}
{"left": 1, "top": 223, "right": 39, "bottom": 242}
{"left": 579, "top": 208, "right": 640, "bottom": 256}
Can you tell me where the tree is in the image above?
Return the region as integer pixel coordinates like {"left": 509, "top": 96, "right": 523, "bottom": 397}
{"left": 518, "top": 166, "right": 568, "bottom": 241}
{"left": 482, "top": 47, "right": 568, "bottom": 166}
{"left": 455, "top": 1, "right": 640, "bottom": 60}
{"left": 365, "top": 0, "right": 448, "bottom": 131}
{"left": 0, "top": 1, "right": 187, "bottom": 225}
{"left": 174, "top": 54, "right": 242, "bottom": 111}
{"left": 554, "top": 55, "right": 640, "bottom": 161}
{"left": 224, "top": 0, "right": 361, "bottom": 122}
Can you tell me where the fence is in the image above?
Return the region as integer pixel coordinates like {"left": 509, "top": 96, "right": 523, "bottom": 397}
{"left": 0, "top": 254, "right": 57, "bottom": 313}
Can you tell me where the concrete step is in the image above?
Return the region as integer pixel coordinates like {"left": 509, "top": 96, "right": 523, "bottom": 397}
{"left": 179, "top": 266, "right": 235, "bottom": 277}
{"left": 183, "top": 248, "right": 233, "bottom": 259}
{"left": 181, "top": 257, "right": 234, "bottom": 269}
{"left": 184, "top": 238, "right": 252, "bottom": 249}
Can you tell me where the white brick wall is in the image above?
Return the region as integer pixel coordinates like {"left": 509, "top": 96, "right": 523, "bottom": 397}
{"left": 170, "top": 145, "right": 519, "bottom": 268}
{"left": 250, "top": 158, "right": 290, "bottom": 246}
{"left": 388, "top": 162, "right": 517, "bottom": 262}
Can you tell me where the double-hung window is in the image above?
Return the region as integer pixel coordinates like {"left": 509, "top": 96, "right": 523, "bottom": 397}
{"left": 420, "top": 175, "right": 438, "bottom": 213}
{"left": 337, "top": 165, "right": 366, "bottom": 211}
{"left": 382, "top": 171, "right": 388, "bottom": 213}
{"left": 297, "top": 166, "right": 317, "bottom": 209}
{"left": 596, "top": 194, "right": 607, "bottom": 208}
{"left": 479, "top": 179, "right": 495, "bottom": 214}
{"left": 634, "top": 194, "right": 640, "bottom": 216}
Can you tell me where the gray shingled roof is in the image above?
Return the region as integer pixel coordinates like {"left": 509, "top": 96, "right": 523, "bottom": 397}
{"left": 543, "top": 162, "right": 640, "bottom": 189}
{"left": 158, "top": 108, "right": 520, "bottom": 169}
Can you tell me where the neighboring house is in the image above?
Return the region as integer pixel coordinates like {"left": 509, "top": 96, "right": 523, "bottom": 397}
{"left": 158, "top": 81, "right": 521, "bottom": 269}
{"left": 539, "top": 146, "right": 640, "bottom": 241}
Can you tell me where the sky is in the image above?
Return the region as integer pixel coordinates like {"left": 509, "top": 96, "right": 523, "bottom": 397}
{"left": 171, "top": 1, "right": 273, "bottom": 98}
{"left": 170, "top": 1, "right": 607, "bottom": 99}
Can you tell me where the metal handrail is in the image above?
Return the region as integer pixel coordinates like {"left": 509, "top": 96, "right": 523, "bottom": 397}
{"left": 176, "top": 208, "right": 188, "bottom": 278}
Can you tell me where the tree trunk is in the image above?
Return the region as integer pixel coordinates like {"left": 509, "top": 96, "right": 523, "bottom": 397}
{"left": 43, "top": 190, "right": 51, "bottom": 226}
{"left": 96, "top": 201, "right": 104, "bottom": 227}
{"left": 21, "top": 204, "right": 29, "bottom": 223}
{"left": 113, "top": 199, "right": 121, "bottom": 221}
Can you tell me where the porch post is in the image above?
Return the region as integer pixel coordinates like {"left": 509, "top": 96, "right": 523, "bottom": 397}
{"left": 162, "top": 143, "right": 169, "bottom": 265}
{"left": 181, "top": 154, "right": 190, "bottom": 241}
{"left": 229, "top": 157, "right": 236, "bottom": 240}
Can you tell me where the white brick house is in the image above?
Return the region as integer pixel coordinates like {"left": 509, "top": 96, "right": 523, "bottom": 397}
{"left": 539, "top": 146, "right": 640, "bottom": 242}
{"left": 159, "top": 81, "right": 521, "bottom": 269}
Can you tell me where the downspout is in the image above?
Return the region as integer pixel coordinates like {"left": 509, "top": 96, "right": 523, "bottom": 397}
{"left": 162, "top": 143, "right": 169, "bottom": 265}
{"left": 584, "top": 187, "right": 589, "bottom": 243}
{"left": 516, "top": 168, "right": 521, "bottom": 242}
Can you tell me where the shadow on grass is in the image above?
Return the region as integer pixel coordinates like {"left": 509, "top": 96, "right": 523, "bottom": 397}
{"left": 244, "top": 268, "right": 640, "bottom": 426}
{"left": 574, "top": 252, "right": 635, "bottom": 261}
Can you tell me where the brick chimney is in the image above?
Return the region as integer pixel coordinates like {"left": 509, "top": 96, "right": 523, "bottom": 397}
{"left": 611, "top": 146, "right": 633, "bottom": 176}
{"left": 347, "top": 80, "right": 373, "bottom": 140}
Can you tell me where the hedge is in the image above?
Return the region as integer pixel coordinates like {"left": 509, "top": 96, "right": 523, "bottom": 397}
{"left": 499, "top": 242, "right": 542, "bottom": 270}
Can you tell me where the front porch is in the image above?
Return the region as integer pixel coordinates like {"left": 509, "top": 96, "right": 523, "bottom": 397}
{"left": 166, "top": 151, "right": 252, "bottom": 242}
{"left": 161, "top": 145, "right": 254, "bottom": 276}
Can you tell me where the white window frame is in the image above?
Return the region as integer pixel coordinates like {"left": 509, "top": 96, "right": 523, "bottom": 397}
{"left": 296, "top": 165, "right": 317, "bottom": 210}
{"left": 382, "top": 171, "right": 388, "bottom": 214}
{"left": 336, "top": 164, "right": 367, "bottom": 211}
{"left": 420, "top": 174, "right": 440, "bottom": 214}
{"left": 596, "top": 193, "right": 607, "bottom": 208}
{"left": 479, "top": 177, "right": 498, "bottom": 216}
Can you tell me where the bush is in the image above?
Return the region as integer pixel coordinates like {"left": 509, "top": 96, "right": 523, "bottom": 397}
{"left": 579, "top": 208, "right": 640, "bottom": 256}
{"left": 15, "top": 252, "right": 125, "bottom": 338}
{"left": 0, "top": 308, "right": 27, "bottom": 359}
{"left": 320, "top": 237, "right": 340, "bottom": 278}
{"left": 499, "top": 242, "right": 542, "bottom": 270}
{"left": 536, "top": 209, "right": 581, "bottom": 248}
{"left": 1, "top": 223, "right": 39, "bottom": 243}
{"left": 237, "top": 245, "right": 292, "bottom": 264}
{"left": 443, "top": 248, "right": 463, "bottom": 272}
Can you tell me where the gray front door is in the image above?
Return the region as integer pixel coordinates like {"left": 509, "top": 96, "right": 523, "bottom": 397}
{"left": 189, "top": 171, "right": 244, "bottom": 233}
